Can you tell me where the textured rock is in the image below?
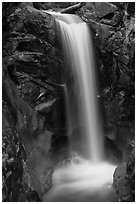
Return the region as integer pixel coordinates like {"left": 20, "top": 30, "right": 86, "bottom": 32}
{"left": 113, "top": 145, "right": 135, "bottom": 201}
{"left": 79, "top": 4, "right": 135, "bottom": 200}
{"left": 85, "top": 2, "right": 135, "bottom": 139}
{"left": 2, "top": 2, "right": 65, "bottom": 201}
{"left": 78, "top": 2, "right": 123, "bottom": 26}
{"left": 3, "top": 2, "right": 135, "bottom": 202}
{"left": 2, "top": 126, "right": 24, "bottom": 201}
{"left": 105, "top": 123, "right": 132, "bottom": 156}
{"left": 113, "top": 163, "right": 131, "bottom": 201}
{"left": 33, "top": 2, "right": 77, "bottom": 11}
{"left": 104, "top": 137, "right": 122, "bottom": 164}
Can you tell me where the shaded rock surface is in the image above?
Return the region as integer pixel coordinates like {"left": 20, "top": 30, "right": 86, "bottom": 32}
{"left": 104, "top": 137, "right": 122, "bottom": 165}
{"left": 78, "top": 0, "right": 135, "bottom": 162}
{"left": 2, "top": 2, "right": 66, "bottom": 201}
{"left": 81, "top": 2, "right": 135, "bottom": 125}
{"left": 2, "top": 2, "right": 135, "bottom": 202}
{"left": 113, "top": 143, "right": 135, "bottom": 201}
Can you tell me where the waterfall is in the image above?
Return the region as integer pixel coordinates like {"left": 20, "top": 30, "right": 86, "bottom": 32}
{"left": 56, "top": 14, "right": 104, "bottom": 162}
{"left": 43, "top": 12, "right": 117, "bottom": 202}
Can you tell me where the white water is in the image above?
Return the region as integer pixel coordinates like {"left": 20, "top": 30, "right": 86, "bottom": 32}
{"left": 43, "top": 157, "right": 117, "bottom": 202}
{"left": 55, "top": 13, "right": 104, "bottom": 162}
{"left": 42, "top": 12, "right": 117, "bottom": 202}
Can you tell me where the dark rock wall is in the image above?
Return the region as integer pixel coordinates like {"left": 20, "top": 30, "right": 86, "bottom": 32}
{"left": 2, "top": 2, "right": 135, "bottom": 202}
{"left": 77, "top": 2, "right": 135, "bottom": 201}
{"left": 113, "top": 143, "right": 135, "bottom": 201}
{"left": 2, "top": 2, "right": 66, "bottom": 201}
{"left": 78, "top": 2, "right": 135, "bottom": 158}
{"left": 78, "top": 2, "right": 135, "bottom": 126}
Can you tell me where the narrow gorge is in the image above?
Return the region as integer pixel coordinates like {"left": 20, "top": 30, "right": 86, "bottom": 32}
{"left": 2, "top": 2, "right": 135, "bottom": 202}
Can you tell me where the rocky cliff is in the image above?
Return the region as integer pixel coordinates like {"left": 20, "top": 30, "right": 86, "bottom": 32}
{"left": 2, "top": 2, "right": 135, "bottom": 202}
{"left": 2, "top": 2, "right": 67, "bottom": 201}
{"left": 78, "top": 3, "right": 135, "bottom": 201}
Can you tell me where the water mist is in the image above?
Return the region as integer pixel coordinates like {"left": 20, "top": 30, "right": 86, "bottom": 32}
{"left": 56, "top": 14, "right": 104, "bottom": 162}
{"left": 43, "top": 12, "right": 117, "bottom": 202}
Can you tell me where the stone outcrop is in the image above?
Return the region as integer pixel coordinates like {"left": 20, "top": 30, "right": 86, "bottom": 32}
{"left": 113, "top": 143, "right": 135, "bottom": 201}
{"left": 2, "top": 2, "right": 66, "bottom": 201}
{"left": 78, "top": 1, "right": 135, "bottom": 153}
{"left": 78, "top": 2, "right": 135, "bottom": 125}
{"left": 2, "top": 2, "right": 135, "bottom": 202}
{"left": 78, "top": 3, "right": 135, "bottom": 200}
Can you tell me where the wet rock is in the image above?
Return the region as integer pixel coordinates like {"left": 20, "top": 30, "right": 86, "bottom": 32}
{"left": 35, "top": 98, "right": 57, "bottom": 112}
{"left": 79, "top": 3, "right": 135, "bottom": 125}
{"left": 93, "top": 2, "right": 117, "bottom": 18}
{"left": 126, "top": 147, "right": 135, "bottom": 198}
{"left": 115, "top": 126, "right": 132, "bottom": 153}
{"left": 113, "top": 163, "right": 131, "bottom": 201}
{"left": 104, "top": 137, "right": 122, "bottom": 165}
{"left": 123, "top": 140, "right": 135, "bottom": 162}
{"left": 113, "top": 141, "right": 135, "bottom": 202}
{"left": 3, "top": 2, "right": 135, "bottom": 202}
{"left": 26, "top": 147, "right": 53, "bottom": 197}
{"left": 2, "top": 2, "right": 65, "bottom": 201}
{"left": 105, "top": 123, "right": 132, "bottom": 152}
{"left": 88, "top": 20, "right": 114, "bottom": 48}
{"left": 33, "top": 2, "right": 77, "bottom": 11}
{"left": 113, "top": 148, "right": 135, "bottom": 201}
{"left": 50, "top": 135, "right": 69, "bottom": 165}
{"left": 78, "top": 2, "right": 123, "bottom": 27}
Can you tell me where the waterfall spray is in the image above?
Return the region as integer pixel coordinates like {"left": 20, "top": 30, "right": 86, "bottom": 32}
{"left": 56, "top": 14, "right": 104, "bottom": 162}
{"left": 43, "top": 12, "right": 116, "bottom": 202}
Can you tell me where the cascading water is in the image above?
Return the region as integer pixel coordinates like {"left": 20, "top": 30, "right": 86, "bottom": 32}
{"left": 56, "top": 14, "right": 103, "bottom": 162}
{"left": 43, "top": 12, "right": 117, "bottom": 202}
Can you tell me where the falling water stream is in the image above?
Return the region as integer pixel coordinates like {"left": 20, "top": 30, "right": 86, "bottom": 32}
{"left": 43, "top": 12, "right": 117, "bottom": 202}
{"left": 56, "top": 14, "right": 104, "bottom": 162}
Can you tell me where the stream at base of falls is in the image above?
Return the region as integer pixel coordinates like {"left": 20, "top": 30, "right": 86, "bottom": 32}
{"left": 43, "top": 156, "right": 118, "bottom": 202}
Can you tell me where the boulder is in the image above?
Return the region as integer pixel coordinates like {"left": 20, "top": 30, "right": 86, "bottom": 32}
{"left": 78, "top": 2, "right": 123, "bottom": 26}
{"left": 2, "top": 2, "right": 64, "bottom": 201}
{"left": 113, "top": 145, "right": 135, "bottom": 201}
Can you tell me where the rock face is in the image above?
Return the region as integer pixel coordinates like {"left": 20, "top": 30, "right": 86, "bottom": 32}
{"left": 3, "top": 2, "right": 135, "bottom": 202}
{"left": 113, "top": 144, "right": 135, "bottom": 201}
{"left": 78, "top": 1, "right": 135, "bottom": 156}
{"left": 2, "top": 2, "right": 66, "bottom": 201}
{"left": 79, "top": 3, "right": 134, "bottom": 200}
